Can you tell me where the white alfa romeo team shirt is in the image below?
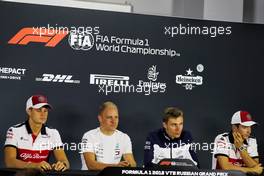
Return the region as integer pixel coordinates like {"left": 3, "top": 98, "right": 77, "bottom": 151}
{"left": 212, "top": 132, "right": 258, "bottom": 169}
{"left": 4, "top": 121, "right": 63, "bottom": 163}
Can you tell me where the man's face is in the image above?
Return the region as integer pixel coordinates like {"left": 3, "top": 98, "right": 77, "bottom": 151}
{"left": 163, "top": 116, "right": 183, "bottom": 139}
{"left": 99, "top": 106, "right": 119, "bottom": 132}
{"left": 235, "top": 124, "right": 252, "bottom": 140}
{"left": 27, "top": 107, "right": 48, "bottom": 125}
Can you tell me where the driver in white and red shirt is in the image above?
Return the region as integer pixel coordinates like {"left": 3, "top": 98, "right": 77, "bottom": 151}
{"left": 4, "top": 95, "right": 70, "bottom": 171}
{"left": 212, "top": 111, "right": 263, "bottom": 175}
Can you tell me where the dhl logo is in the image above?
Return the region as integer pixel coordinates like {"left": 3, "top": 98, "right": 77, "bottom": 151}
{"left": 8, "top": 27, "right": 68, "bottom": 47}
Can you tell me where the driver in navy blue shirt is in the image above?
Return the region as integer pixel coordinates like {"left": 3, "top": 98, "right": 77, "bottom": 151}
{"left": 144, "top": 107, "right": 199, "bottom": 167}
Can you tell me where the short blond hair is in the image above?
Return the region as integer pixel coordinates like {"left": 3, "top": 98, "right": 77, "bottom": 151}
{"left": 98, "top": 101, "right": 118, "bottom": 115}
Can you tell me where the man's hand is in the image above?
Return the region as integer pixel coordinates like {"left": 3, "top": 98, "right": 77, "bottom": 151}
{"left": 117, "top": 161, "right": 131, "bottom": 167}
{"left": 37, "top": 161, "right": 52, "bottom": 171}
{"left": 248, "top": 163, "right": 263, "bottom": 175}
{"left": 233, "top": 131, "right": 244, "bottom": 149}
{"left": 52, "top": 161, "right": 68, "bottom": 171}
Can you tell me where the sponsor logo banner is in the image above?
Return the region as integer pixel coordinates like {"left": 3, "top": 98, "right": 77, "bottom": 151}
{"left": 36, "top": 74, "right": 80, "bottom": 84}
{"left": 8, "top": 27, "right": 68, "bottom": 47}
{"left": 0, "top": 66, "right": 26, "bottom": 80}
{"left": 90, "top": 65, "right": 166, "bottom": 95}
{"left": 176, "top": 64, "right": 204, "bottom": 90}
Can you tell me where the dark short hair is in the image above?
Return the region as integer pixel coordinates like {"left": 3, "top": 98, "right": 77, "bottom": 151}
{"left": 232, "top": 124, "right": 240, "bottom": 128}
{"left": 163, "top": 107, "right": 183, "bottom": 123}
{"left": 98, "top": 101, "right": 118, "bottom": 115}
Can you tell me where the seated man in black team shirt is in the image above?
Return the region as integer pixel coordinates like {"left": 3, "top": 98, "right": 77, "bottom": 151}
{"left": 144, "top": 107, "right": 199, "bottom": 167}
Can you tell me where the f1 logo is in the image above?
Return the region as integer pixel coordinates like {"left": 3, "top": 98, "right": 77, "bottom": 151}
{"left": 8, "top": 27, "right": 68, "bottom": 47}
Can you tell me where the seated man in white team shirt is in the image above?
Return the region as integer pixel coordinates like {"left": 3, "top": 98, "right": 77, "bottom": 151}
{"left": 80, "top": 101, "right": 137, "bottom": 170}
{"left": 4, "top": 95, "right": 70, "bottom": 171}
{"left": 212, "top": 110, "right": 263, "bottom": 175}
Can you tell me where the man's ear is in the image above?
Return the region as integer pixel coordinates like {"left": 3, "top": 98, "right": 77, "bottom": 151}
{"left": 163, "top": 122, "right": 167, "bottom": 129}
{"left": 26, "top": 109, "right": 31, "bottom": 116}
{"left": 98, "top": 115, "right": 102, "bottom": 123}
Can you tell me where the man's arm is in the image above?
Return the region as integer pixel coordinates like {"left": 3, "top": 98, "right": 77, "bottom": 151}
{"left": 143, "top": 136, "right": 154, "bottom": 167}
{"left": 217, "top": 155, "right": 263, "bottom": 174}
{"left": 53, "top": 148, "right": 70, "bottom": 171}
{"left": 83, "top": 152, "right": 128, "bottom": 170}
{"left": 186, "top": 131, "right": 199, "bottom": 167}
{"left": 233, "top": 132, "right": 259, "bottom": 167}
{"left": 4, "top": 146, "right": 51, "bottom": 170}
{"left": 239, "top": 149, "right": 259, "bottom": 167}
{"left": 189, "top": 149, "right": 199, "bottom": 168}
{"left": 123, "top": 153, "right": 137, "bottom": 167}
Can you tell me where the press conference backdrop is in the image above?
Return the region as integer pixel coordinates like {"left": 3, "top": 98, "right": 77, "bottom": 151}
{"left": 0, "top": 1, "right": 263, "bottom": 169}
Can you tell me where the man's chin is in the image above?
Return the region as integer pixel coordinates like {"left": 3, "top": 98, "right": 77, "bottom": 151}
{"left": 109, "top": 127, "right": 117, "bottom": 131}
{"left": 38, "top": 121, "right": 47, "bottom": 125}
{"left": 172, "top": 134, "right": 181, "bottom": 138}
{"left": 243, "top": 136, "right": 249, "bottom": 140}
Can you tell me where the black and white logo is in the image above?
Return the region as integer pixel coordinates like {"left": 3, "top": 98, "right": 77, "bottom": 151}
{"left": 0, "top": 66, "right": 26, "bottom": 80}
{"left": 90, "top": 74, "right": 130, "bottom": 86}
{"left": 68, "top": 30, "right": 94, "bottom": 50}
{"left": 147, "top": 65, "right": 159, "bottom": 81}
{"left": 36, "top": 74, "right": 80, "bottom": 84}
{"left": 137, "top": 65, "right": 166, "bottom": 95}
{"left": 176, "top": 65, "right": 204, "bottom": 90}
{"left": 89, "top": 65, "right": 166, "bottom": 95}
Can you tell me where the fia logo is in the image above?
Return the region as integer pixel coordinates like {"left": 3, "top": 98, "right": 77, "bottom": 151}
{"left": 68, "top": 30, "right": 94, "bottom": 50}
{"left": 147, "top": 65, "right": 159, "bottom": 81}
{"left": 36, "top": 74, "right": 80, "bottom": 84}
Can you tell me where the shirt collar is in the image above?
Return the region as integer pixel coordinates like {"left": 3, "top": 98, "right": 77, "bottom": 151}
{"left": 25, "top": 120, "right": 47, "bottom": 135}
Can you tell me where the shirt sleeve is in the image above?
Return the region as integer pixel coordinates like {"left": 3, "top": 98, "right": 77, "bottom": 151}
{"left": 213, "top": 135, "right": 229, "bottom": 157}
{"left": 51, "top": 129, "right": 64, "bottom": 150}
{"left": 80, "top": 132, "right": 94, "bottom": 153}
{"left": 248, "top": 138, "right": 258, "bottom": 158}
{"left": 4, "top": 127, "right": 18, "bottom": 148}
{"left": 123, "top": 134, "right": 132, "bottom": 154}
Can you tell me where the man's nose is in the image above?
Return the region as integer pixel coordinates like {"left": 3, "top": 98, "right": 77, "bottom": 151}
{"left": 174, "top": 126, "right": 179, "bottom": 130}
{"left": 41, "top": 111, "right": 46, "bottom": 115}
{"left": 40, "top": 109, "right": 47, "bottom": 115}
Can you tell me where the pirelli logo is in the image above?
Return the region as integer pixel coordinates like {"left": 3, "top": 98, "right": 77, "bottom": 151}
{"left": 90, "top": 74, "right": 130, "bottom": 86}
{"left": 8, "top": 27, "right": 68, "bottom": 47}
